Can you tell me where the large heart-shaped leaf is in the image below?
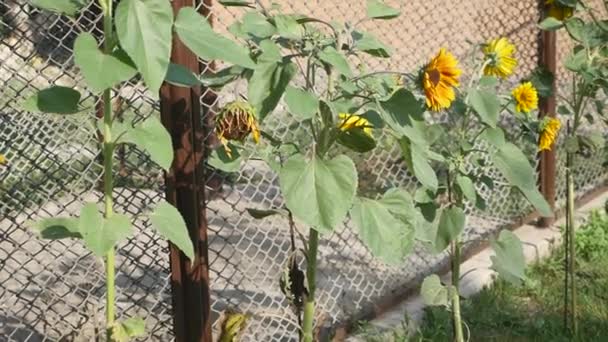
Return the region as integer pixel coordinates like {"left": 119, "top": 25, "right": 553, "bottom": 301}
{"left": 279, "top": 154, "right": 357, "bottom": 233}
{"left": 435, "top": 206, "right": 465, "bottom": 252}
{"left": 379, "top": 88, "right": 427, "bottom": 144}
{"left": 175, "top": 7, "right": 255, "bottom": 69}
{"left": 399, "top": 137, "right": 438, "bottom": 192}
{"left": 284, "top": 86, "right": 319, "bottom": 120}
{"left": 149, "top": 201, "right": 195, "bottom": 261}
{"left": 79, "top": 203, "right": 133, "bottom": 257}
{"left": 30, "top": 0, "right": 88, "bottom": 16}
{"left": 351, "top": 192, "right": 415, "bottom": 264}
{"left": 74, "top": 32, "right": 137, "bottom": 92}
{"left": 120, "top": 116, "right": 174, "bottom": 170}
{"left": 23, "top": 86, "right": 81, "bottom": 114}
{"left": 491, "top": 143, "right": 553, "bottom": 217}
{"left": 469, "top": 89, "right": 500, "bottom": 128}
{"left": 421, "top": 274, "right": 450, "bottom": 307}
{"left": 490, "top": 230, "right": 527, "bottom": 285}
{"left": 115, "top": 0, "right": 173, "bottom": 98}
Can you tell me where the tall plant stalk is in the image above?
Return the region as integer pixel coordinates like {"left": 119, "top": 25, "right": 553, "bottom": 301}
{"left": 565, "top": 121, "right": 577, "bottom": 336}
{"left": 99, "top": 0, "right": 116, "bottom": 339}
{"left": 451, "top": 240, "right": 464, "bottom": 342}
{"left": 302, "top": 229, "right": 319, "bottom": 342}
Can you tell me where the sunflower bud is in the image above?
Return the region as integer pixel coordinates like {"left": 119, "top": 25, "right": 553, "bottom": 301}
{"left": 216, "top": 101, "right": 260, "bottom": 145}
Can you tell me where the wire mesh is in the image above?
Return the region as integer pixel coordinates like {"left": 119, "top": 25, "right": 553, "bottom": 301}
{"left": 0, "top": 0, "right": 606, "bottom": 341}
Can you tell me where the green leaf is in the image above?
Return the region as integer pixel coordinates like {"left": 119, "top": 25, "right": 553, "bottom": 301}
{"left": 208, "top": 145, "right": 242, "bottom": 172}
{"left": 175, "top": 7, "right": 255, "bottom": 69}
{"left": 564, "top": 47, "right": 587, "bottom": 72}
{"left": 366, "top": 0, "right": 400, "bottom": 19}
{"left": 200, "top": 65, "right": 244, "bottom": 88}
{"left": 115, "top": 0, "right": 172, "bottom": 98}
{"left": 337, "top": 128, "right": 377, "bottom": 153}
{"left": 149, "top": 201, "right": 195, "bottom": 261}
{"left": 435, "top": 207, "right": 465, "bottom": 252}
{"left": 23, "top": 86, "right": 81, "bottom": 114}
{"left": 248, "top": 61, "right": 297, "bottom": 120}
{"left": 352, "top": 30, "right": 391, "bottom": 58}
{"left": 165, "top": 63, "right": 201, "bottom": 87}
{"left": 111, "top": 317, "right": 146, "bottom": 342}
{"left": 240, "top": 12, "right": 276, "bottom": 38}
{"left": 284, "top": 86, "right": 319, "bottom": 120}
{"left": 379, "top": 89, "right": 427, "bottom": 144}
{"left": 399, "top": 138, "right": 438, "bottom": 192}
{"left": 421, "top": 275, "right": 449, "bottom": 307}
{"left": 79, "top": 203, "right": 133, "bottom": 257}
{"left": 564, "top": 17, "right": 585, "bottom": 42}
{"left": 481, "top": 127, "right": 506, "bottom": 147}
{"left": 478, "top": 76, "right": 499, "bottom": 88}
{"left": 469, "top": 89, "right": 500, "bottom": 128}
{"left": 121, "top": 116, "right": 174, "bottom": 170}
{"left": 456, "top": 175, "right": 477, "bottom": 203}
{"left": 318, "top": 46, "right": 352, "bottom": 77}
{"left": 539, "top": 17, "right": 564, "bottom": 31}
{"left": 30, "top": 0, "right": 88, "bottom": 16}
{"left": 274, "top": 14, "right": 303, "bottom": 39}
{"left": 352, "top": 196, "right": 415, "bottom": 264}
{"left": 257, "top": 39, "right": 283, "bottom": 63}
{"left": 491, "top": 143, "right": 553, "bottom": 217}
{"left": 490, "top": 230, "right": 526, "bottom": 285}
{"left": 528, "top": 67, "right": 554, "bottom": 98}
{"left": 31, "top": 217, "right": 82, "bottom": 240}
{"left": 279, "top": 154, "right": 357, "bottom": 233}
{"left": 219, "top": 0, "right": 252, "bottom": 7}
{"left": 246, "top": 208, "right": 289, "bottom": 219}
{"left": 74, "top": 33, "right": 137, "bottom": 92}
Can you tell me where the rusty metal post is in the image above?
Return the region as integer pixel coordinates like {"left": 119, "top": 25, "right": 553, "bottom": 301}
{"left": 161, "top": 0, "right": 212, "bottom": 341}
{"left": 539, "top": 26, "right": 557, "bottom": 227}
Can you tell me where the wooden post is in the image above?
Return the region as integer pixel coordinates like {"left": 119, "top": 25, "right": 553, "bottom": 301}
{"left": 539, "top": 27, "right": 557, "bottom": 227}
{"left": 161, "top": 0, "right": 212, "bottom": 341}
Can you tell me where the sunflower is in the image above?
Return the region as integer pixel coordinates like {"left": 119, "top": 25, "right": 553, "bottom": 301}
{"left": 546, "top": 0, "right": 574, "bottom": 21}
{"left": 483, "top": 38, "right": 518, "bottom": 79}
{"left": 216, "top": 101, "right": 260, "bottom": 155}
{"left": 338, "top": 113, "right": 373, "bottom": 137}
{"left": 0, "top": 154, "right": 6, "bottom": 165}
{"left": 539, "top": 117, "right": 561, "bottom": 151}
{"left": 422, "top": 48, "right": 462, "bottom": 111}
{"left": 512, "top": 82, "right": 539, "bottom": 113}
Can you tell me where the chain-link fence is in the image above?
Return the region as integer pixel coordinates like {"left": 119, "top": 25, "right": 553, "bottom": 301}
{"left": 0, "top": 0, "right": 606, "bottom": 341}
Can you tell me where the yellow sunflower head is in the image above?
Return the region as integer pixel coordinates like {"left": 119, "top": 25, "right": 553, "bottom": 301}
{"left": 539, "top": 117, "right": 561, "bottom": 151}
{"left": 546, "top": 0, "right": 574, "bottom": 21}
{"left": 422, "top": 48, "right": 462, "bottom": 111}
{"left": 216, "top": 101, "right": 260, "bottom": 146}
{"left": 512, "top": 82, "right": 539, "bottom": 113}
{"left": 338, "top": 113, "right": 373, "bottom": 137}
{"left": 0, "top": 154, "right": 6, "bottom": 165}
{"left": 483, "top": 38, "right": 518, "bottom": 79}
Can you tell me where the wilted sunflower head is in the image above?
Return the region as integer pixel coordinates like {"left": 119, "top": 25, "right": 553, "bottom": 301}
{"left": 483, "top": 38, "right": 518, "bottom": 79}
{"left": 539, "top": 117, "right": 561, "bottom": 151}
{"left": 421, "top": 48, "right": 461, "bottom": 111}
{"left": 546, "top": 0, "right": 574, "bottom": 20}
{"left": 512, "top": 82, "right": 539, "bottom": 113}
{"left": 216, "top": 101, "right": 260, "bottom": 145}
{"left": 338, "top": 113, "right": 373, "bottom": 137}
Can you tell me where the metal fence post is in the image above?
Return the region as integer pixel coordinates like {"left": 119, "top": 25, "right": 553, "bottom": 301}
{"left": 160, "top": 0, "right": 212, "bottom": 341}
{"left": 539, "top": 26, "right": 557, "bottom": 227}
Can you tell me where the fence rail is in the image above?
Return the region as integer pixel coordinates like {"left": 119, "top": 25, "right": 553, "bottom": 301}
{"left": 0, "top": 1, "right": 606, "bottom": 341}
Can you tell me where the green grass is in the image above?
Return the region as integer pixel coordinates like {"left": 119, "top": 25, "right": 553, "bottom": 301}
{"left": 357, "top": 210, "right": 608, "bottom": 342}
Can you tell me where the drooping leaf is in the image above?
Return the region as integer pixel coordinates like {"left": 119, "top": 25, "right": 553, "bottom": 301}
{"left": 111, "top": 317, "right": 146, "bottom": 342}
{"left": 30, "top": 0, "right": 88, "bottom": 16}
{"left": 120, "top": 116, "right": 174, "bottom": 170}
{"left": 174, "top": 7, "right": 255, "bottom": 69}
{"left": 23, "top": 86, "right": 81, "bottom": 114}
{"left": 149, "top": 201, "right": 195, "bottom": 261}
{"left": 420, "top": 274, "right": 449, "bottom": 307}
{"left": 469, "top": 89, "right": 500, "bottom": 128}
{"left": 246, "top": 208, "right": 289, "bottom": 219}
{"left": 165, "top": 62, "right": 201, "bottom": 87}
{"left": 352, "top": 196, "right": 415, "bottom": 264}
{"left": 490, "top": 230, "right": 527, "bottom": 285}
{"left": 284, "top": 86, "right": 319, "bottom": 120}
{"left": 318, "top": 46, "right": 352, "bottom": 77}
{"left": 74, "top": 32, "right": 137, "bottom": 92}
{"left": 399, "top": 138, "right": 438, "bottom": 192}
{"left": 491, "top": 143, "right": 553, "bottom": 217}
{"left": 366, "top": 0, "right": 401, "bottom": 19}
{"left": 279, "top": 154, "right": 357, "bottom": 233}
{"left": 31, "top": 217, "right": 81, "bottom": 240}
{"left": 435, "top": 206, "right": 465, "bottom": 252}
{"left": 79, "top": 203, "right": 133, "bottom": 257}
{"left": 200, "top": 65, "right": 245, "bottom": 88}
{"left": 248, "top": 61, "right": 297, "bottom": 120}
{"left": 115, "top": 0, "right": 173, "bottom": 98}
{"left": 352, "top": 30, "right": 391, "bottom": 58}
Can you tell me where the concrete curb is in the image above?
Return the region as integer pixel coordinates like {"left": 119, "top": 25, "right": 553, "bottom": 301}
{"left": 347, "top": 191, "right": 608, "bottom": 341}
